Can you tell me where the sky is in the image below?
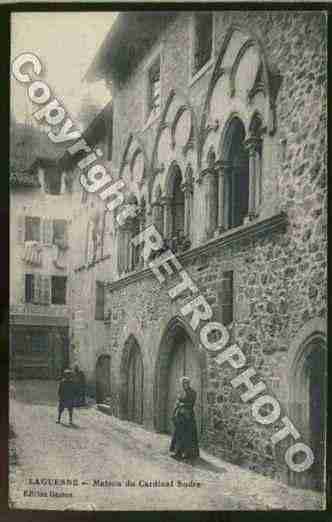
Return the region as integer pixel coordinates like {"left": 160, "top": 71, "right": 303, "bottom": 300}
{"left": 11, "top": 12, "right": 118, "bottom": 125}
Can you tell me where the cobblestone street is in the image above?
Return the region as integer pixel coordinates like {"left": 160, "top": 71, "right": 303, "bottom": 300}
{"left": 9, "top": 381, "right": 324, "bottom": 511}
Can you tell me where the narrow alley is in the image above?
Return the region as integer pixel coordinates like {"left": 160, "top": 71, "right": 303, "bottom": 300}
{"left": 9, "top": 381, "right": 323, "bottom": 511}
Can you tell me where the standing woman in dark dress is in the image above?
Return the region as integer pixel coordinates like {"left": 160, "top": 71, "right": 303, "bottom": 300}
{"left": 170, "top": 376, "right": 200, "bottom": 461}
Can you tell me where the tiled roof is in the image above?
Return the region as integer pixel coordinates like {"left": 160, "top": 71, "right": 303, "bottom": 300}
{"left": 58, "top": 102, "right": 113, "bottom": 171}
{"left": 85, "top": 13, "right": 176, "bottom": 82}
{"left": 10, "top": 170, "right": 41, "bottom": 188}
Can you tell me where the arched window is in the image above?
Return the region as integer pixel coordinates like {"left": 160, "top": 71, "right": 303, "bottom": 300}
{"left": 170, "top": 165, "right": 185, "bottom": 240}
{"left": 223, "top": 117, "right": 249, "bottom": 230}
{"left": 117, "top": 194, "right": 141, "bottom": 276}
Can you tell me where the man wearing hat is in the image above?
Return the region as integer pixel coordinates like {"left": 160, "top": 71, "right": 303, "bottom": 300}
{"left": 56, "top": 369, "right": 76, "bottom": 425}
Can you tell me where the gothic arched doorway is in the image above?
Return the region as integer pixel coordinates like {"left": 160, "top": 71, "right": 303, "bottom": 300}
{"left": 155, "top": 319, "right": 204, "bottom": 437}
{"left": 289, "top": 334, "right": 326, "bottom": 490}
{"left": 121, "top": 336, "right": 144, "bottom": 424}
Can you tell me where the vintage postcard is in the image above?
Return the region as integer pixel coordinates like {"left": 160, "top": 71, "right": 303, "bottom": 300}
{"left": 9, "top": 9, "right": 327, "bottom": 510}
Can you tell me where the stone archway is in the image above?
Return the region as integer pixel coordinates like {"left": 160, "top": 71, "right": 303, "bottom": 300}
{"left": 154, "top": 317, "right": 206, "bottom": 436}
{"left": 120, "top": 335, "right": 144, "bottom": 424}
{"left": 96, "top": 354, "right": 111, "bottom": 404}
{"left": 288, "top": 331, "right": 327, "bottom": 490}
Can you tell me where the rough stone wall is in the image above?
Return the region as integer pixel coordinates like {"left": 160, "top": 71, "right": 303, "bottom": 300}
{"left": 111, "top": 12, "right": 192, "bottom": 170}
{"left": 104, "top": 10, "right": 327, "bottom": 484}
{"left": 69, "top": 266, "right": 109, "bottom": 391}
{"left": 67, "top": 175, "right": 117, "bottom": 390}
{"left": 112, "top": 11, "right": 326, "bottom": 169}
{"left": 104, "top": 216, "right": 325, "bottom": 481}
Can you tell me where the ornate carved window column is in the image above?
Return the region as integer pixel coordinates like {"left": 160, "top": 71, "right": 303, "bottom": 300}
{"left": 138, "top": 204, "right": 146, "bottom": 235}
{"left": 215, "top": 161, "right": 232, "bottom": 234}
{"left": 245, "top": 136, "right": 262, "bottom": 220}
{"left": 199, "top": 168, "right": 218, "bottom": 239}
{"left": 152, "top": 199, "right": 164, "bottom": 235}
{"left": 121, "top": 220, "right": 133, "bottom": 275}
{"left": 137, "top": 205, "right": 146, "bottom": 268}
{"left": 116, "top": 223, "right": 124, "bottom": 276}
{"left": 181, "top": 180, "right": 193, "bottom": 239}
{"left": 161, "top": 196, "right": 172, "bottom": 239}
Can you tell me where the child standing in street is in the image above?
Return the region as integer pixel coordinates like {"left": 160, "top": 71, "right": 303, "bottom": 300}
{"left": 56, "top": 369, "right": 76, "bottom": 425}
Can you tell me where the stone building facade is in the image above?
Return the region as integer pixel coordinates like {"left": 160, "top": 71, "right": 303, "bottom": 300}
{"left": 10, "top": 104, "right": 114, "bottom": 398}
{"left": 10, "top": 10, "right": 326, "bottom": 491}
{"left": 10, "top": 159, "right": 72, "bottom": 379}
{"left": 83, "top": 11, "right": 327, "bottom": 490}
{"left": 56, "top": 102, "right": 114, "bottom": 401}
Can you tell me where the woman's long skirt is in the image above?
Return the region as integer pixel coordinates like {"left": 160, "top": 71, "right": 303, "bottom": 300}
{"left": 170, "top": 412, "right": 200, "bottom": 459}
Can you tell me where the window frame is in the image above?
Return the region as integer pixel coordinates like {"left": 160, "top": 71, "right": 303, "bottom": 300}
{"left": 95, "top": 281, "right": 105, "bottom": 321}
{"left": 44, "top": 169, "right": 62, "bottom": 195}
{"left": 25, "top": 273, "right": 34, "bottom": 303}
{"left": 218, "top": 270, "right": 234, "bottom": 327}
{"left": 25, "top": 216, "right": 41, "bottom": 242}
{"left": 53, "top": 219, "right": 68, "bottom": 245}
{"left": 189, "top": 12, "right": 215, "bottom": 86}
{"left": 51, "top": 275, "right": 67, "bottom": 305}
{"left": 143, "top": 45, "right": 162, "bottom": 128}
{"left": 148, "top": 57, "right": 161, "bottom": 118}
{"left": 30, "top": 331, "right": 49, "bottom": 352}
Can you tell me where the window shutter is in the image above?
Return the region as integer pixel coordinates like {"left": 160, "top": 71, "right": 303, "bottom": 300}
{"left": 23, "top": 273, "right": 31, "bottom": 303}
{"left": 33, "top": 218, "right": 41, "bottom": 242}
{"left": 53, "top": 219, "right": 68, "bottom": 243}
{"left": 84, "top": 222, "right": 90, "bottom": 264}
{"left": 103, "top": 211, "right": 114, "bottom": 258}
{"left": 16, "top": 215, "right": 25, "bottom": 243}
{"left": 100, "top": 212, "right": 106, "bottom": 259}
{"left": 76, "top": 234, "right": 84, "bottom": 269}
{"left": 118, "top": 231, "right": 124, "bottom": 275}
{"left": 41, "top": 275, "right": 51, "bottom": 305}
{"left": 21, "top": 273, "right": 25, "bottom": 303}
{"left": 33, "top": 274, "right": 42, "bottom": 304}
{"left": 95, "top": 282, "right": 105, "bottom": 320}
{"left": 64, "top": 220, "right": 68, "bottom": 243}
{"left": 42, "top": 218, "right": 53, "bottom": 244}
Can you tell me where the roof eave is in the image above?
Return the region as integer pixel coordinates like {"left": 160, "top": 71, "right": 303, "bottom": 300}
{"left": 85, "top": 12, "right": 177, "bottom": 83}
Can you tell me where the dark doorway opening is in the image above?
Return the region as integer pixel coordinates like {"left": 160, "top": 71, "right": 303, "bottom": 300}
{"left": 121, "top": 337, "right": 144, "bottom": 425}
{"left": 155, "top": 322, "right": 203, "bottom": 437}
{"left": 96, "top": 354, "right": 111, "bottom": 404}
